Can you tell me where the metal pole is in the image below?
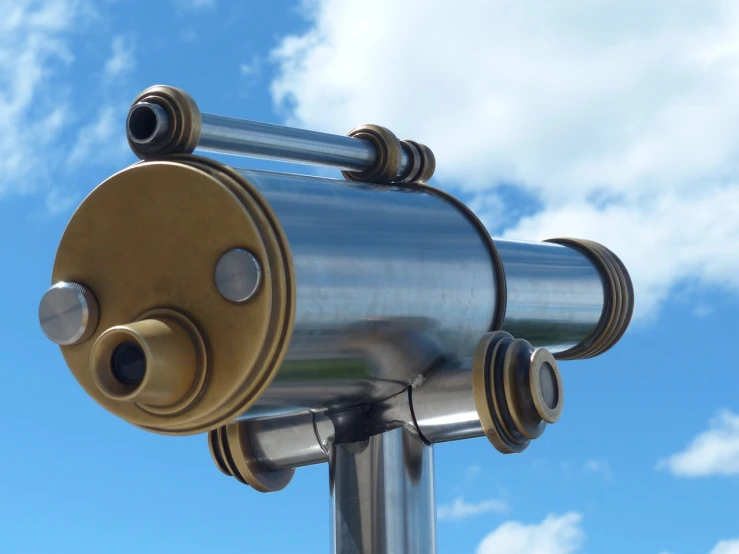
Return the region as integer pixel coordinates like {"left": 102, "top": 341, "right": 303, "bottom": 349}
{"left": 330, "top": 427, "right": 437, "bottom": 554}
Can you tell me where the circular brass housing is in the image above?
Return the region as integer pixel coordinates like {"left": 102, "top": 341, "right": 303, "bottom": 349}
{"left": 127, "top": 85, "right": 202, "bottom": 159}
{"left": 472, "top": 331, "right": 563, "bottom": 454}
{"left": 52, "top": 157, "right": 295, "bottom": 435}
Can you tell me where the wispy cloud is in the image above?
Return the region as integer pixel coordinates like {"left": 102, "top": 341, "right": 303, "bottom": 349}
{"left": 657, "top": 410, "right": 739, "bottom": 477}
{"left": 66, "top": 105, "right": 129, "bottom": 168}
{"left": 240, "top": 56, "right": 261, "bottom": 76}
{"left": 437, "top": 497, "right": 508, "bottom": 522}
{"left": 711, "top": 539, "right": 739, "bottom": 554}
{"left": 177, "top": 0, "right": 216, "bottom": 10}
{"left": 0, "top": 0, "right": 80, "bottom": 198}
{"left": 583, "top": 459, "right": 614, "bottom": 482}
{"left": 477, "top": 512, "right": 585, "bottom": 554}
{"left": 0, "top": 1, "right": 136, "bottom": 214}
{"left": 466, "top": 465, "right": 482, "bottom": 479}
{"left": 104, "top": 35, "right": 135, "bottom": 81}
{"left": 693, "top": 304, "right": 715, "bottom": 318}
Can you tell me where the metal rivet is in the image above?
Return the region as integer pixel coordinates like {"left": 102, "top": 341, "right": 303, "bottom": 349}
{"left": 214, "top": 249, "right": 262, "bottom": 303}
{"left": 39, "top": 282, "right": 99, "bottom": 346}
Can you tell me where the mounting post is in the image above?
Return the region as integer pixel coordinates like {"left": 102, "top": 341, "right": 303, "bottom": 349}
{"left": 330, "top": 427, "right": 437, "bottom": 554}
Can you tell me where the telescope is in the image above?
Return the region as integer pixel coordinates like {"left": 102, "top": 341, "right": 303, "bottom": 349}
{"left": 39, "top": 85, "right": 634, "bottom": 554}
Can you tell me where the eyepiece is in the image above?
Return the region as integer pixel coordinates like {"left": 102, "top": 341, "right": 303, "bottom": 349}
{"left": 110, "top": 341, "right": 147, "bottom": 387}
{"left": 90, "top": 313, "right": 200, "bottom": 409}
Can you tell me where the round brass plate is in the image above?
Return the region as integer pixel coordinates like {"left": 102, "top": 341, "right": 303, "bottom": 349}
{"left": 53, "top": 160, "right": 294, "bottom": 435}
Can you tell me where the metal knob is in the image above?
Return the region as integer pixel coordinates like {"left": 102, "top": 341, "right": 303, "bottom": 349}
{"left": 39, "top": 282, "right": 99, "bottom": 346}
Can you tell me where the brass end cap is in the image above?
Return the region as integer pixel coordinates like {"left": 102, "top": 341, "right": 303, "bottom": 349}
{"left": 127, "top": 85, "right": 202, "bottom": 159}
{"left": 52, "top": 157, "right": 295, "bottom": 435}
{"left": 341, "top": 124, "right": 403, "bottom": 184}
{"left": 90, "top": 310, "right": 205, "bottom": 413}
{"left": 545, "top": 238, "right": 635, "bottom": 360}
{"left": 208, "top": 423, "right": 295, "bottom": 493}
{"left": 472, "top": 331, "right": 564, "bottom": 454}
{"left": 400, "top": 140, "right": 436, "bottom": 184}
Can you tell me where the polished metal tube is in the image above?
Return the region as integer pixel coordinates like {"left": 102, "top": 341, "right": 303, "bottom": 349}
{"left": 410, "top": 361, "right": 483, "bottom": 444}
{"left": 240, "top": 168, "right": 497, "bottom": 415}
{"left": 497, "top": 240, "right": 605, "bottom": 353}
{"left": 248, "top": 412, "right": 334, "bottom": 472}
{"left": 331, "top": 428, "right": 437, "bottom": 554}
{"left": 201, "top": 113, "right": 412, "bottom": 172}
{"left": 231, "top": 169, "right": 612, "bottom": 419}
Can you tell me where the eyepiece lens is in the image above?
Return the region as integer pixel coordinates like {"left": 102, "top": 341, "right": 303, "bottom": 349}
{"left": 110, "top": 341, "right": 147, "bottom": 387}
{"left": 539, "top": 361, "right": 558, "bottom": 410}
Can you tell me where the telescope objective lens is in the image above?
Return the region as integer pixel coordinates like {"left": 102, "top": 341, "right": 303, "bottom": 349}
{"left": 110, "top": 341, "right": 147, "bottom": 387}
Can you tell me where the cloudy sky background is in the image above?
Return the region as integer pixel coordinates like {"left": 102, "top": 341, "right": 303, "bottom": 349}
{"left": 1, "top": 1, "right": 737, "bottom": 553}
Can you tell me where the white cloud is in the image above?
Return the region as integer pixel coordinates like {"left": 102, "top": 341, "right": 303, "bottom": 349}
{"left": 270, "top": 0, "right": 739, "bottom": 319}
{"left": 711, "top": 539, "right": 739, "bottom": 554}
{"left": 476, "top": 512, "right": 585, "bottom": 554}
{"left": 657, "top": 410, "right": 739, "bottom": 477}
{"left": 437, "top": 497, "right": 508, "bottom": 522}
{"left": 0, "top": 1, "right": 137, "bottom": 212}
{"left": 67, "top": 105, "right": 129, "bottom": 168}
{"left": 240, "top": 56, "right": 261, "bottom": 76}
{"left": 0, "top": 0, "right": 80, "bottom": 197}
{"left": 104, "top": 35, "right": 135, "bottom": 80}
{"left": 466, "top": 464, "right": 482, "bottom": 479}
{"left": 583, "top": 459, "right": 614, "bottom": 481}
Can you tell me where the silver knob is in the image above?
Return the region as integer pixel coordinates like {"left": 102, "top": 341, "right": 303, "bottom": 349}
{"left": 214, "top": 249, "right": 263, "bottom": 303}
{"left": 39, "top": 282, "right": 99, "bottom": 346}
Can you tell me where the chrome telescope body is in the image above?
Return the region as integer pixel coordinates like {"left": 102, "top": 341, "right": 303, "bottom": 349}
{"left": 39, "top": 85, "right": 633, "bottom": 554}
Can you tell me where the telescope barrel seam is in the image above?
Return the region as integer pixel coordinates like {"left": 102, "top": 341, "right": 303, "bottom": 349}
{"left": 414, "top": 183, "right": 508, "bottom": 332}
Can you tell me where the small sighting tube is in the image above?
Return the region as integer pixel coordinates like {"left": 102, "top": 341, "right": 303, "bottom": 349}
{"left": 200, "top": 112, "right": 391, "bottom": 173}
{"left": 126, "top": 86, "right": 426, "bottom": 179}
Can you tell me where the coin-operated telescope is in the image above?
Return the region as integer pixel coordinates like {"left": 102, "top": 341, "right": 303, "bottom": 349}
{"left": 39, "top": 85, "right": 633, "bottom": 554}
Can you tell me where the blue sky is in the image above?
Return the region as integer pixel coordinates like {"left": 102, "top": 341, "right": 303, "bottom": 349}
{"left": 2, "top": 1, "right": 739, "bottom": 553}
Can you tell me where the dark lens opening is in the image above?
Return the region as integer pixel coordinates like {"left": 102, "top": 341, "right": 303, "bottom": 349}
{"left": 110, "top": 341, "right": 147, "bottom": 387}
{"left": 128, "top": 105, "right": 158, "bottom": 142}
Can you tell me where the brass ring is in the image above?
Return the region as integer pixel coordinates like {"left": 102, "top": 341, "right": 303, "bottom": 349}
{"left": 403, "top": 140, "right": 436, "bottom": 184}
{"left": 545, "top": 238, "right": 634, "bottom": 360}
{"left": 341, "top": 124, "right": 403, "bottom": 184}
{"left": 127, "top": 85, "right": 202, "bottom": 159}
